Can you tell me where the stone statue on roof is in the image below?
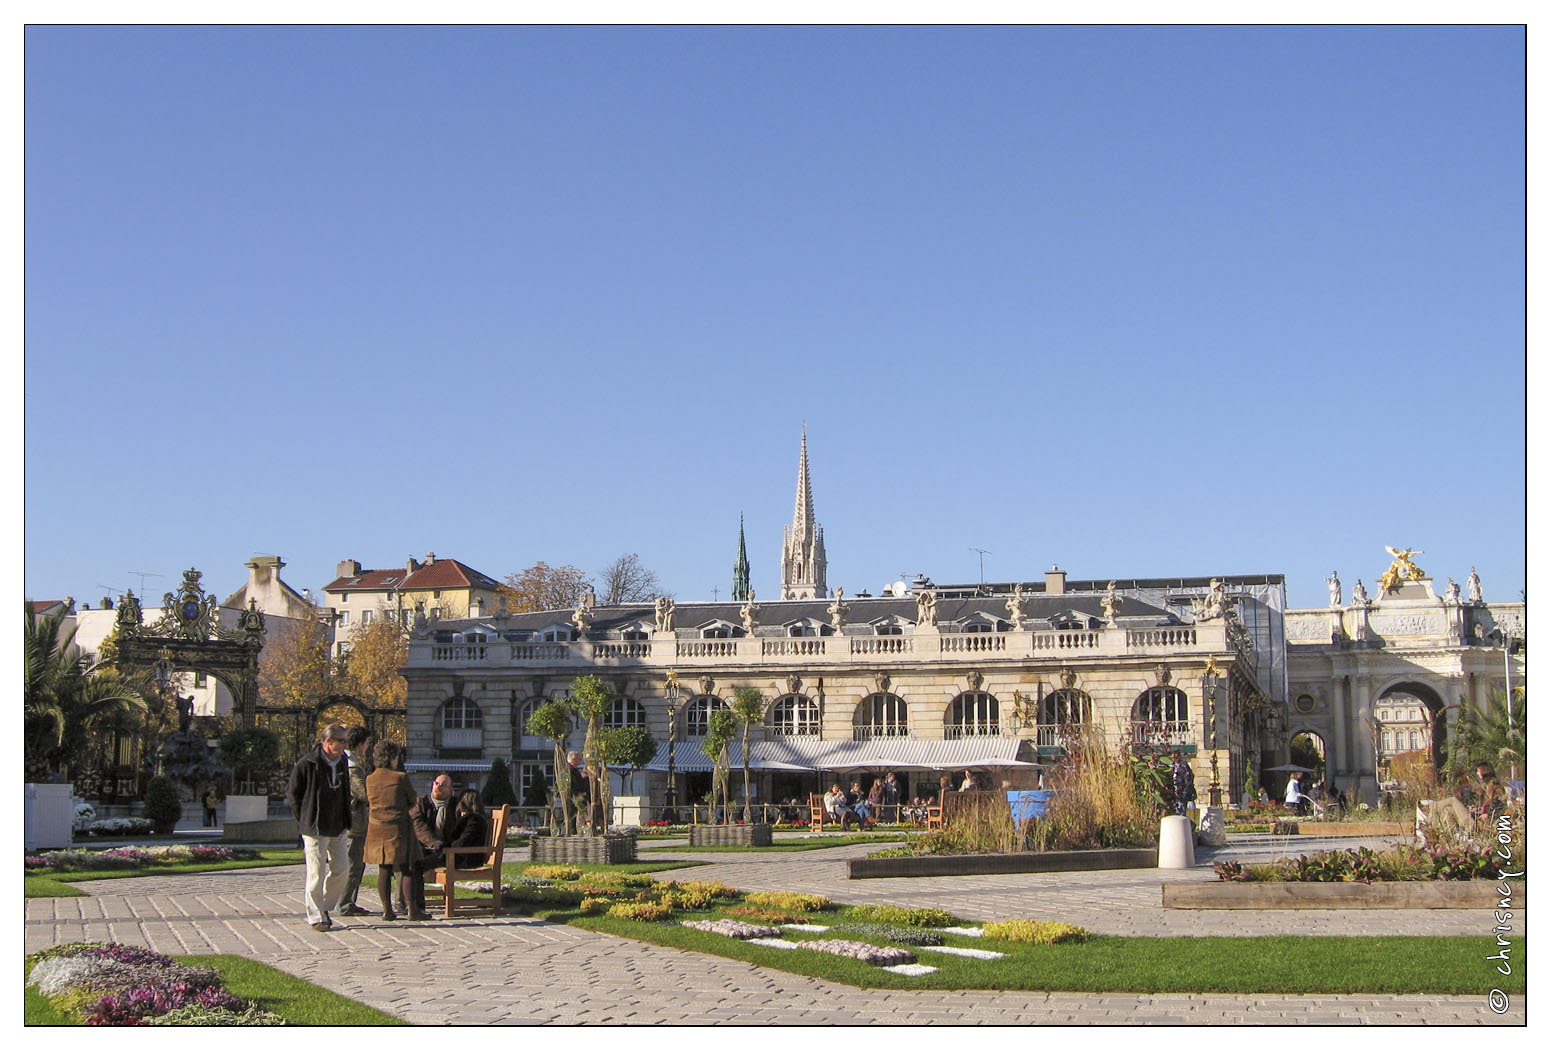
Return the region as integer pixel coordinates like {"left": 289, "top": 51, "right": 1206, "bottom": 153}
{"left": 1325, "top": 570, "right": 1342, "bottom": 607}
{"left": 1352, "top": 579, "right": 1369, "bottom": 606}
{"left": 1005, "top": 583, "right": 1025, "bottom": 625}
{"left": 1192, "top": 579, "right": 1233, "bottom": 621}
{"left": 827, "top": 587, "right": 849, "bottom": 630}
{"left": 654, "top": 595, "right": 676, "bottom": 633}
{"left": 915, "top": 588, "right": 937, "bottom": 627}
{"left": 1101, "top": 581, "right": 1123, "bottom": 624}
{"left": 1444, "top": 578, "right": 1461, "bottom": 603}
{"left": 740, "top": 590, "right": 759, "bottom": 634}
{"left": 1467, "top": 567, "right": 1483, "bottom": 604}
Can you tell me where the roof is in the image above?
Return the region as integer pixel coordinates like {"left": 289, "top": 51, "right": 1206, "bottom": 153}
{"left": 323, "top": 569, "right": 410, "bottom": 593}
{"left": 642, "top": 737, "right": 1032, "bottom": 773}
{"left": 323, "top": 558, "right": 502, "bottom": 594}
{"left": 431, "top": 590, "right": 1176, "bottom": 635}
{"left": 27, "top": 599, "right": 68, "bottom": 614}
{"left": 401, "top": 559, "right": 503, "bottom": 591}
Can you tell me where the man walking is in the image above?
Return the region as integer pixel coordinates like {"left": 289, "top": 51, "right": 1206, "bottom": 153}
{"left": 286, "top": 724, "right": 354, "bottom": 932}
{"left": 334, "top": 726, "right": 374, "bottom": 917}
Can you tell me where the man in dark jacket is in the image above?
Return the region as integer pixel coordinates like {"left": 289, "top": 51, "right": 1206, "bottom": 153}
{"left": 334, "top": 726, "right": 374, "bottom": 917}
{"left": 286, "top": 724, "right": 353, "bottom": 932}
{"left": 407, "top": 772, "right": 456, "bottom": 915}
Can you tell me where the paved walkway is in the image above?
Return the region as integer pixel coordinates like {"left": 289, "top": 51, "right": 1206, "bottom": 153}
{"left": 24, "top": 837, "right": 1524, "bottom": 1026}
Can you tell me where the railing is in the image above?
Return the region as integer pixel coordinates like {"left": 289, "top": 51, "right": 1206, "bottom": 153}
{"left": 939, "top": 634, "right": 1006, "bottom": 653}
{"left": 511, "top": 643, "right": 571, "bottom": 660}
{"left": 432, "top": 644, "right": 487, "bottom": 661}
{"left": 1125, "top": 628, "right": 1198, "bottom": 648}
{"left": 762, "top": 638, "right": 827, "bottom": 657}
{"left": 1129, "top": 720, "right": 1193, "bottom": 747}
{"left": 944, "top": 723, "right": 1002, "bottom": 739}
{"left": 1030, "top": 631, "right": 1099, "bottom": 650}
{"left": 440, "top": 728, "right": 483, "bottom": 749}
{"left": 852, "top": 724, "right": 910, "bottom": 740}
{"left": 676, "top": 640, "right": 738, "bottom": 659}
{"left": 850, "top": 636, "right": 913, "bottom": 655}
{"left": 592, "top": 641, "right": 650, "bottom": 659}
{"left": 1035, "top": 723, "right": 1090, "bottom": 748}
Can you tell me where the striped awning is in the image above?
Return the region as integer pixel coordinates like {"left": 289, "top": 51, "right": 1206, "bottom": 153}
{"left": 642, "top": 737, "right": 1030, "bottom": 774}
{"left": 406, "top": 761, "right": 493, "bottom": 773}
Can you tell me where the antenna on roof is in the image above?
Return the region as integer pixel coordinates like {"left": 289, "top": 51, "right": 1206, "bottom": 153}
{"left": 128, "top": 571, "right": 162, "bottom": 594}
{"left": 970, "top": 547, "right": 992, "bottom": 592}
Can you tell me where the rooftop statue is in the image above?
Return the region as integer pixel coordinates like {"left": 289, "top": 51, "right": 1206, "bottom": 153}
{"left": 1377, "top": 546, "right": 1425, "bottom": 593}
{"left": 1325, "top": 570, "right": 1342, "bottom": 607}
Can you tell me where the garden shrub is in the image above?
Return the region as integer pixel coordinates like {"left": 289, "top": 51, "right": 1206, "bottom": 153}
{"left": 725, "top": 905, "right": 808, "bottom": 925}
{"left": 674, "top": 879, "right": 741, "bottom": 899}
{"left": 143, "top": 776, "right": 183, "bottom": 834}
{"left": 578, "top": 897, "right": 612, "bottom": 915}
{"left": 657, "top": 888, "right": 715, "bottom": 910}
{"left": 834, "top": 923, "right": 944, "bottom": 946}
{"left": 743, "top": 891, "right": 831, "bottom": 912}
{"left": 525, "top": 865, "right": 583, "bottom": 881}
{"left": 605, "top": 901, "right": 673, "bottom": 921}
{"left": 843, "top": 904, "right": 954, "bottom": 927}
{"left": 982, "top": 920, "right": 1089, "bottom": 945}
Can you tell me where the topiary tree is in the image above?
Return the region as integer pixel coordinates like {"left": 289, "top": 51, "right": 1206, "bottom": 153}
{"left": 600, "top": 725, "right": 657, "bottom": 796}
{"left": 216, "top": 727, "right": 282, "bottom": 793}
{"left": 143, "top": 774, "right": 183, "bottom": 834}
{"left": 481, "top": 757, "right": 519, "bottom": 810}
{"left": 526, "top": 699, "right": 573, "bottom": 835}
{"left": 729, "top": 687, "right": 767, "bottom": 824}
{"left": 703, "top": 709, "right": 736, "bottom": 824}
{"left": 570, "top": 675, "right": 616, "bottom": 834}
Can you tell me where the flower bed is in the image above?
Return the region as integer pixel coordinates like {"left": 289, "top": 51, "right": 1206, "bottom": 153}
{"left": 26, "top": 942, "right": 284, "bottom": 1026}
{"left": 26, "top": 845, "right": 252, "bottom": 872}
{"left": 83, "top": 817, "right": 155, "bottom": 837}
{"left": 681, "top": 919, "right": 780, "bottom": 939}
{"left": 795, "top": 939, "right": 917, "bottom": 966}
{"left": 1212, "top": 845, "right": 1510, "bottom": 884}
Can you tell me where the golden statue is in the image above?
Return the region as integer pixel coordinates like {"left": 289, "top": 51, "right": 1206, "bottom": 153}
{"left": 1378, "top": 546, "right": 1425, "bottom": 593}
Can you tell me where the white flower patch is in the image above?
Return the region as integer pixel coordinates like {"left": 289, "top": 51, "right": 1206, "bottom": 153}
{"left": 781, "top": 923, "right": 830, "bottom": 932}
{"left": 796, "top": 939, "right": 917, "bottom": 966}
{"left": 881, "top": 963, "right": 939, "bottom": 976}
{"left": 916, "top": 945, "right": 1006, "bottom": 960}
{"left": 681, "top": 919, "right": 781, "bottom": 939}
{"left": 937, "top": 926, "right": 985, "bottom": 937}
{"left": 747, "top": 937, "right": 802, "bottom": 949}
{"left": 28, "top": 955, "right": 128, "bottom": 997}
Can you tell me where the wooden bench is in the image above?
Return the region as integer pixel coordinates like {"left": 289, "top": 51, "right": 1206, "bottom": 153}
{"left": 923, "top": 799, "right": 944, "bottom": 829}
{"left": 424, "top": 804, "right": 510, "bottom": 919}
{"left": 808, "top": 793, "right": 859, "bottom": 831}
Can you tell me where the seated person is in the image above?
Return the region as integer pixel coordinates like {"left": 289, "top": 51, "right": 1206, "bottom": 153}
{"left": 446, "top": 790, "right": 490, "bottom": 869}
{"left": 823, "top": 783, "right": 857, "bottom": 830}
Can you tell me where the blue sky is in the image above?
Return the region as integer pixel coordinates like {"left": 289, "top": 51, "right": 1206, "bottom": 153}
{"left": 23, "top": 26, "right": 1526, "bottom": 610}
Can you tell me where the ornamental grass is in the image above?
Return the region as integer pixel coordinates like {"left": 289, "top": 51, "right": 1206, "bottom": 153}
{"left": 981, "top": 920, "right": 1089, "bottom": 945}
{"left": 743, "top": 891, "right": 831, "bottom": 912}
{"left": 843, "top": 904, "right": 954, "bottom": 928}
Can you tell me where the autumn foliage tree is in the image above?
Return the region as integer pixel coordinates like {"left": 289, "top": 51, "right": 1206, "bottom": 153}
{"left": 340, "top": 616, "right": 408, "bottom": 711}
{"left": 256, "top": 605, "right": 336, "bottom": 761}
{"left": 502, "top": 561, "right": 590, "bottom": 613}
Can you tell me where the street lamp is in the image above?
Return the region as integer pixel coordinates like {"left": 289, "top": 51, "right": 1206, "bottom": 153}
{"left": 1202, "top": 658, "right": 1221, "bottom": 806}
{"left": 664, "top": 671, "right": 680, "bottom": 823}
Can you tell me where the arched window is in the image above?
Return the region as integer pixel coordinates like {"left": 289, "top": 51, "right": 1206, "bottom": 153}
{"left": 947, "top": 692, "right": 999, "bottom": 737}
{"left": 855, "top": 693, "right": 908, "bottom": 740}
{"left": 604, "top": 696, "right": 647, "bottom": 728}
{"left": 1381, "top": 731, "right": 1392, "bottom": 753}
{"left": 1410, "top": 731, "right": 1420, "bottom": 751}
{"left": 769, "top": 694, "right": 819, "bottom": 736}
{"left": 684, "top": 695, "right": 728, "bottom": 737}
{"left": 1037, "top": 689, "right": 1092, "bottom": 748}
{"left": 440, "top": 696, "right": 484, "bottom": 751}
{"left": 512, "top": 697, "right": 553, "bottom": 751}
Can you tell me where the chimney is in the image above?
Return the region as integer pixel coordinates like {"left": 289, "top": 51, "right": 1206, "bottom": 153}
{"left": 337, "top": 559, "right": 362, "bottom": 579}
{"left": 407, "top": 557, "right": 421, "bottom": 574}
{"left": 425, "top": 551, "right": 436, "bottom": 565}
{"left": 1045, "top": 565, "right": 1066, "bottom": 595}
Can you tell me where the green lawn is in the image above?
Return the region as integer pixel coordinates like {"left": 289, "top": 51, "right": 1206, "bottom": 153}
{"left": 24, "top": 851, "right": 305, "bottom": 897}
{"left": 641, "top": 834, "right": 911, "bottom": 853}
{"left": 25, "top": 953, "right": 403, "bottom": 1025}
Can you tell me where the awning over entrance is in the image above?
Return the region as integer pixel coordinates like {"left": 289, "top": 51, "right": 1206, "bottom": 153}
{"left": 642, "top": 737, "right": 1032, "bottom": 774}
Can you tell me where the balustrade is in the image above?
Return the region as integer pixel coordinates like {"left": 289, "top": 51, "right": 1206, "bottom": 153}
{"left": 510, "top": 643, "right": 570, "bottom": 661}
{"left": 432, "top": 644, "right": 487, "bottom": 661}
{"left": 849, "top": 636, "right": 913, "bottom": 655}
{"left": 676, "top": 640, "right": 739, "bottom": 659}
{"left": 1125, "top": 627, "right": 1198, "bottom": 648}
{"left": 938, "top": 634, "right": 1006, "bottom": 653}
{"left": 761, "top": 638, "right": 827, "bottom": 657}
{"left": 591, "top": 641, "right": 651, "bottom": 659}
{"left": 1129, "top": 720, "right": 1193, "bottom": 746}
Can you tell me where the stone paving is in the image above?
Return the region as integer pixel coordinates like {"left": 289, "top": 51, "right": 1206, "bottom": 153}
{"left": 24, "top": 835, "right": 1525, "bottom": 1025}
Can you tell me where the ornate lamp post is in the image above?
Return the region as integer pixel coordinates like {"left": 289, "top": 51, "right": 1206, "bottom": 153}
{"left": 1202, "top": 658, "right": 1221, "bottom": 806}
{"left": 664, "top": 670, "right": 680, "bottom": 823}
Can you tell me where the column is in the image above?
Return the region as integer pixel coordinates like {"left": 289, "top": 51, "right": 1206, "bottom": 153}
{"left": 1352, "top": 666, "right": 1374, "bottom": 803}
{"left": 1328, "top": 672, "right": 1348, "bottom": 781}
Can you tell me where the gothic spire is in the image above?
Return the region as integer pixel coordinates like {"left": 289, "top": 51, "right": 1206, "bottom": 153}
{"left": 732, "top": 513, "right": 751, "bottom": 602}
{"left": 793, "top": 423, "right": 815, "bottom": 536}
{"left": 781, "top": 425, "right": 827, "bottom": 599}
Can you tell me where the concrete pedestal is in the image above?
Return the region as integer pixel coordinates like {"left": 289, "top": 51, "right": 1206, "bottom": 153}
{"left": 1157, "top": 814, "right": 1196, "bottom": 869}
{"left": 224, "top": 795, "right": 268, "bottom": 824}
{"left": 25, "top": 783, "right": 74, "bottom": 851}
{"left": 1197, "top": 805, "right": 1228, "bottom": 847}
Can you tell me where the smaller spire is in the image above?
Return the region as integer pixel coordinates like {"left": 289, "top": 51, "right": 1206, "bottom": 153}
{"left": 732, "top": 513, "right": 751, "bottom": 602}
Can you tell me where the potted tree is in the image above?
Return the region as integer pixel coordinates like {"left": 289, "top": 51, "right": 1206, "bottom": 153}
{"left": 525, "top": 699, "right": 573, "bottom": 838}
{"left": 216, "top": 726, "right": 281, "bottom": 825}
{"left": 529, "top": 677, "right": 638, "bottom": 865}
{"left": 689, "top": 708, "right": 769, "bottom": 845}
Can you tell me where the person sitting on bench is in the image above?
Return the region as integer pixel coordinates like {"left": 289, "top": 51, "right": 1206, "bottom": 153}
{"left": 823, "top": 783, "right": 858, "bottom": 830}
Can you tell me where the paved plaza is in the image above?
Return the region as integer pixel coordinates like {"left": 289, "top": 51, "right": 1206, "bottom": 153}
{"left": 24, "top": 836, "right": 1525, "bottom": 1025}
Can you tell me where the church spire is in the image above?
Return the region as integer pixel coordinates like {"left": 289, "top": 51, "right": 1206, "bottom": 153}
{"left": 732, "top": 513, "right": 751, "bottom": 602}
{"left": 781, "top": 426, "right": 827, "bottom": 599}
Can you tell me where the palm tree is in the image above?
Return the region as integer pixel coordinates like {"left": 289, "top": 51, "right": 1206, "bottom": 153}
{"left": 1449, "top": 689, "right": 1526, "bottom": 782}
{"left": 25, "top": 608, "right": 147, "bottom": 780}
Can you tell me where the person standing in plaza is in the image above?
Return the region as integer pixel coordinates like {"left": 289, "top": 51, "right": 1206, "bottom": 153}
{"left": 286, "top": 723, "right": 354, "bottom": 932}
{"left": 1284, "top": 771, "right": 1305, "bottom": 816}
{"left": 202, "top": 785, "right": 219, "bottom": 828}
{"left": 363, "top": 740, "right": 432, "bottom": 921}
{"left": 335, "top": 725, "right": 374, "bottom": 917}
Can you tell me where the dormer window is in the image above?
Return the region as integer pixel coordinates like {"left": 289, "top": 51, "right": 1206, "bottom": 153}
{"left": 622, "top": 629, "right": 648, "bottom": 641}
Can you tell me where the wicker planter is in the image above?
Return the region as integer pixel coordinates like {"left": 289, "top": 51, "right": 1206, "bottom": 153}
{"left": 688, "top": 823, "right": 773, "bottom": 847}
{"left": 529, "top": 832, "right": 638, "bottom": 865}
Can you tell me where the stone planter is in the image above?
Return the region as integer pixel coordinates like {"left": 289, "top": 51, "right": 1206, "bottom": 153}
{"left": 848, "top": 847, "right": 1158, "bottom": 879}
{"left": 688, "top": 823, "right": 773, "bottom": 847}
{"left": 530, "top": 832, "right": 638, "bottom": 865}
{"left": 1163, "top": 879, "right": 1523, "bottom": 910}
{"left": 25, "top": 783, "right": 75, "bottom": 851}
{"left": 223, "top": 794, "right": 269, "bottom": 824}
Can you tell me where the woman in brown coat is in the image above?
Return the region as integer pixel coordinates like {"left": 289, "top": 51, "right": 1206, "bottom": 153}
{"left": 363, "top": 740, "right": 432, "bottom": 920}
